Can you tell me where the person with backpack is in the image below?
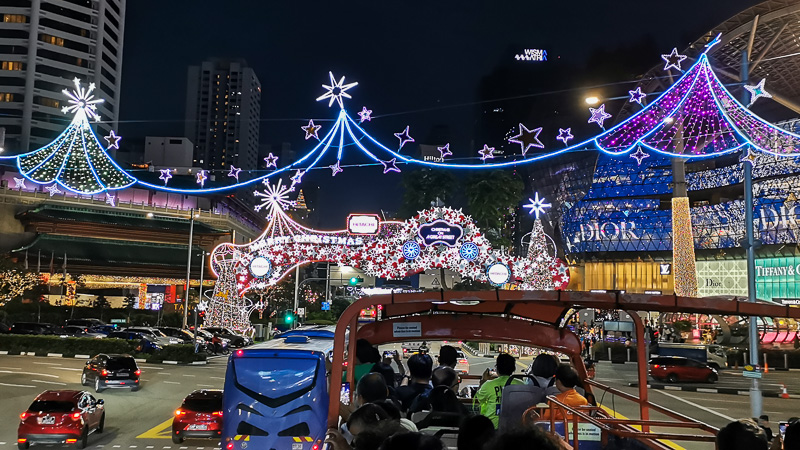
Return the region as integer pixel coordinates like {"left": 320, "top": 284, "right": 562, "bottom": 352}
{"left": 474, "top": 353, "right": 523, "bottom": 427}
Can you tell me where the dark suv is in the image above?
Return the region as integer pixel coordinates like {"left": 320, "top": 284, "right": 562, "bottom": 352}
{"left": 11, "top": 322, "right": 57, "bottom": 335}
{"left": 157, "top": 327, "right": 195, "bottom": 344}
{"left": 201, "top": 327, "right": 252, "bottom": 347}
{"left": 81, "top": 354, "right": 141, "bottom": 392}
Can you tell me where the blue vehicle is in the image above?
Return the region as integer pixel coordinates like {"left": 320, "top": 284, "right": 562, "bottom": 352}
{"left": 221, "top": 327, "right": 335, "bottom": 450}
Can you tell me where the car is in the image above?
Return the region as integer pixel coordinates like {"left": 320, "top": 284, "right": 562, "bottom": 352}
{"left": 124, "top": 327, "right": 181, "bottom": 346}
{"left": 10, "top": 322, "right": 57, "bottom": 335}
{"left": 106, "top": 331, "right": 163, "bottom": 353}
{"left": 65, "top": 319, "right": 105, "bottom": 329}
{"left": 454, "top": 350, "right": 470, "bottom": 375}
{"left": 81, "top": 354, "right": 141, "bottom": 392}
{"left": 0, "top": 320, "right": 11, "bottom": 333}
{"left": 201, "top": 327, "right": 252, "bottom": 347}
{"left": 59, "top": 326, "right": 105, "bottom": 339}
{"left": 401, "top": 341, "right": 424, "bottom": 354}
{"left": 17, "top": 390, "right": 104, "bottom": 449}
{"left": 171, "top": 390, "right": 223, "bottom": 444}
{"left": 649, "top": 356, "right": 718, "bottom": 383}
{"left": 87, "top": 325, "right": 118, "bottom": 336}
{"left": 157, "top": 327, "right": 195, "bottom": 344}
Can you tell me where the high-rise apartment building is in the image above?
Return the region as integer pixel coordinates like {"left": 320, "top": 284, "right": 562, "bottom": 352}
{"left": 0, "top": 0, "right": 125, "bottom": 152}
{"left": 185, "top": 59, "right": 260, "bottom": 174}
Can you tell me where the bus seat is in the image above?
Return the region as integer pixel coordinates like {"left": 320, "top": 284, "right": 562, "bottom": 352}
{"left": 498, "top": 375, "right": 545, "bottom": 431}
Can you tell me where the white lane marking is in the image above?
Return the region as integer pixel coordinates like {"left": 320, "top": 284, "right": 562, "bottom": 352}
{"left": 0, "top": 382, "right": 35, "bottom": 387}
{"left": 156, "top": 373, "right": 173, "bottom": 376}
{"left": 0, "top": 367, "right": 21, "bottom": 370}
{"left": 31, "top": 379, "right": 67, "bottom": 386}
{"left": 210, "top": 377, "right": 224, "bottom": 380}
{"left": 0, "top": 442, "right": 6, "bottom": 445}
{"left": 129, "top": 446, "right": 137, "bottom": 448}
{"left": 163, "top": 381, "right": 181, "bottom": 384}
{"left": 0, "top": 370, "right": 59, "bottom": 378}
{"left": 113, "top": 446, "right": 121, "bottom": 448}
{"left": 137, "top": 366, "right": 164, "bottom": 370}
{"left": 196, "top": 384, "right": 215, "bottom": 387}
{"left": 182, "top": 375, "right": 196, "bottom": 377}
{"left": 180, "top": 447, "right": 188, "bottom": 449}
{"left": 32, "top": 362, "right": 62, "bottom": 366}
{"left": 58, "top": 368, "right": 84, "bottom": 372}
{"left": 146, "top": 446, "right": 154, "bottom": 449}
{"left": 656, "top": 390, "right": 736, "bottom": 421}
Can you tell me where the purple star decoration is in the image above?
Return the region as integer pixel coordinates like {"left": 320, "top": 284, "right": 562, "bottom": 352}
{"left": 628, "top": 87, "right": 646, "bottom": 105}
{"left": 301, "top": 120, "right": 322, "bottom": 140}
{"left": 507, "top": 123, "right": 544, "bottom": 156}
{"left": 358, "top": 106, "right": 373, "bottom": 123}
{"left": 478, "top": 144, "right": 495, "bottom": 161}
{"left": 438, "top": 143, "right": 452, "bottom": 159}
{"left": 630, "top": 147, "right": 650, "bottom": 165}
{"left": 394, "top": 126, "right": 414, "bottom": 150}
{"left": 556, "top": 128, "right": 573, "bottom": 146}
{"left": 159, "top": 169, "right": 173, "bottom": 185}
{"left": 380, "top": 158, "right": 401, "bottom": 174}
{"left": 588, "top": 104, "right": 612, "bottom": 128}
{"left": 264, "top": 153, "right": 279, "bottom": 168}
{"left": 329, "top": 161, "right": 343, "bottom": 176}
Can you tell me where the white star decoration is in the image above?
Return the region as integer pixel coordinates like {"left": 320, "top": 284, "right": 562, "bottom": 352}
{"left": 380, "top": 158, "right": 401, "bottom": 174}
{"left": 661, "top": 48, "right": 688, "bottom": 72}
{"left": 159, "top": 169, "right": 173, "bottom": 185}
{"left": 394, "top": 126, "right": 415, "bottom": 150}
{"left": 264, "top": 153, "right": 279, "bottom": 168}
{"left": 13, "top": 177, "right": 25, "bottom": 189}
{"left": 105, "top": 193, "right": 116, "bottom": 207}
{"left": 358, "top": 106, "right": 373, "bottom": 123}
{"left": 301, "top": 120, "right": 322, "bottom": 141}
{"left": 438, "top": 143, "right": 452, "bottom": 159}
{"left": 630, "top": 147, "right": 650, "bottom": 165}
{"left": 523, "top": 192, "right": 552, "bottom": 219}
{"left": 588, "top": 104, "right": 612, "bottom": 128}
{"left": 61, "top": 78, "right": 104, "bottom": 122}
{"left": 228, "top": 165, "right": 241, "bottom": 181}
{"left": 104, "top": 130, "right": 122, "bottom": 149}
{"left": 45, "top": 184, "right": 62, "bottom": 197}
{"left": 628, "top": 87, "right": 646, "bottom": 105}
{"left": 196, "top": 170, "right": 207, "bottom": 187}
{"left": 329, "top": 161, "right": 343, "bottom": 176}
{"left": 556, "top": 128, "right": 574, "bottom": 145}
{"left": 316, "top": 72, "right": 358, "bottom": 109}
{"left": 744, "top": 78, "right": 772, "bottom": 107}
{"left": 507, "top": 123, "right": 544, "bottom": 156}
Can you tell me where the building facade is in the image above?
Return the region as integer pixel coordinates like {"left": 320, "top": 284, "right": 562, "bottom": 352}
{"left": 0, "top": 0, "right": 125, "bottom": 152}
{"left": 184, "top": 59, "right": 260, "bottom": 175}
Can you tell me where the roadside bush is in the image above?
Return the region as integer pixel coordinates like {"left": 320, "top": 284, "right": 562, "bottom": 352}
{"left": 144, "top": 344, "right": 206, "bottom": 363}
{"left": 0, "top": 334, "right": 134, "bottom": 357}
{"left": 304, "top": 319, "right": 335, "bottom": 325}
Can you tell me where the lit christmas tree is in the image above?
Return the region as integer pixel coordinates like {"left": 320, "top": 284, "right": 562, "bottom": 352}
{"left": 295, "top": 189, "right": 308, "bottom": 210}
{"left": 526, "top": 218, "right": 555, "bottom": 290}
{"left": 16, "top": 78, "right": 135, "bottom": 194}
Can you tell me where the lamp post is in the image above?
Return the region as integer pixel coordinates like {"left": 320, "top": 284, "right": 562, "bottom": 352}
{"left": 182, "top": 208, "right": 196, "bottom": 329}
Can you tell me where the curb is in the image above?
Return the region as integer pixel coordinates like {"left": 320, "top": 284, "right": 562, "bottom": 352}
{"left": 0, "top": 351, "right": 207, "bottom": 366}
{"left": 628, "top": 382, "right": 800, "bottom": 398}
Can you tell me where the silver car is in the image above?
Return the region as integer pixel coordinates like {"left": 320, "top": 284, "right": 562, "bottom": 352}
{"left": 124, "top": 327, "right": 181, "bottom": 346}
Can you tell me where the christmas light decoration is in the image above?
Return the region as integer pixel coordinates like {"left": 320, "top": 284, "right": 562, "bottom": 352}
{"left": 105, "top": 193, "right": 115, "bottom": 207}
{"left": 672, "top": 197, "right": 698, "bottom": 296}
{"left": 196, "top": 170, "right": 207, "bottom": 187}
{"left": 104, "top": 130, "right": 121, "bottom": 150}
{"left": 159, "top": 169, "right": 173, "bottom": 185}
{"left": 508, "top": 123, "right": 544, "bottom": 156}
{"left": 556, "top": 128, "right": 574, "bottom": 145}
{"left": 740, "top": 147, "right": 758, "bottom": 166}
{"left": 744, "top": 78, "right": 772, "bottom": 107}
{"left": 329, "top": 160, "right": 343, "bottom": 176}
{"left": 628, "top": 87, "right": 646, "bottom": 105}
{"left": 290, "top": 169, "right": 305, "bottom": 185}
{"left": 588, "top": 104, "right": 612, "bottom": 129}
{"left": 523, "top": 192, "right": 552, "bottom": 219}
{"left": 661, "top": 48, "right": 687, "bottom": 72}
{"left": 264, "top": 153, "right": 279, "bottom": 168}
{"left": 301, "top": 119, "right": 322, "bottom": 140}
{"left": 394, "top": 126, "right": 414, "bottom": 149}
{"left": 524, "top": 218, "right": 555, "bottom": 290}
{"left": 380, "top": 158, "right": 401, "bottom": 173}
{"left": 438, "top": 143, "right": 453, "bottom": 159}
{"left": 45, "top": 184, "right": 62, "bottom": 197}
{"left": 630, "top": 147, "right": 650, "bottom": 165}
{"left": 228, "top": 165, "right": 241, "bottom": 181}
{"left": 358, "top": 106, "right": 373, "bottom": 123}
{"left": 479, "top": 144, "right": 495, "bottom": 160}
{"left": 253, "top": 179, "right": 296, "bottom": 213}
{"left": 12, "top": 177, "right": 25, "bottom": 189}
{"left": 316, "top": 71, "right": 358, "bottom": 109}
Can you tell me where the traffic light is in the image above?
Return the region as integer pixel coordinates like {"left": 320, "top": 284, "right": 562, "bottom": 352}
{"left": 285, "top": 311, "right": 294, "bottom": 324}
{"left": 349, "top": 276, "right": 364, "bottom": 286}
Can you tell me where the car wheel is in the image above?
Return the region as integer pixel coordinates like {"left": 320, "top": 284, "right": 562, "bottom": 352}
{"left": 172, "top": 435, "right": 183, "bottom": 444}
{"left": 80, "top": 371, "right": 88, "bottom": 386}
{"left": 131, "top": 386, "right": 139, "bottom": 392}
{"left": 94, "top": 378, "right": 104, "bottom": 393}
{"left": 666, "top": 374, "right": 679, "bottom": 383}
{"left": 709, "top": 363, "right": 720, "bottom": 371}
{"left": 96, "top": 413, "right": 105, "bottom": 433}
{"left": 17, "top": 441, "right": 29, "bottom": 450}
{"left": 707, "top": 373, "right": 718, "bottom": 383}
{"left": 78, "top": 427, "right": 88, "bottom": 449}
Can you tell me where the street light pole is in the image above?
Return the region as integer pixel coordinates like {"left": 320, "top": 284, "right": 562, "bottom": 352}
{"left": 182, "top": 208, "right": 195, "bottom": 329}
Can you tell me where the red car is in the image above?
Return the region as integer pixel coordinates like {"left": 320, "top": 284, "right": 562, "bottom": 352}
{"left": 172, "top": 390, "right": 223, "bottom": 444}
{"left": 649, "top": 356, "right": 718, "bottom": 383}
{"left": 18, "top": 390, "right": 105, "bottom": 449}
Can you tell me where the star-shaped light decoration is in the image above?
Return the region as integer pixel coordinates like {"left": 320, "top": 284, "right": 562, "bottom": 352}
{"left": 628, "top": 87, "right": 646, "bottom": 105}
{"left": 523, "top": 192, "right": 552, "bottom": 219}
{"left": 329, "top": 161, "right": 343, "bottom": 176}
{"left": 263, "top": 153, "right": 279, "bottom": 169}
{"left": 61, "top": 78, "right": 104, "bottom": 122}
{"left": 556, "top": 128, "right": 574, "bottom": 145}
{"left": 301, "top": 120, "right": 322, "bottom": 140}
{"left": 316, "top": 72, "right": 358, "bottom": 109}
{"left": 104, "top": 130, "right": 122, "bottom": 149}
{"left": 380, "top": 158, "right": 401, "bottom": 174}
{"left": 13, "top": 177, "right": 25, "bottom": 189}
{"left": 105, "top": 193, "right": 116, "bottom": 207}
{"left": 740, "top": 147, "right": 758, "bottom": 166}
{"left": 588, "top": 104, "right": 612, "bottom": 129}
{"left": 253, "top": 178, "right": 296, "bottom": 214}
{"left": 196, "top": 170, "right": 207, "bottom": 187}
{"left": 45, "top": 184, "right": 62, "bottom": 197}
{"left": 290, "top": 169, "right": 305, "bottom": 185}
{"left": 159, "top": 169, "right": 173, "bottom": 185}
{"left": 228, "top": 165, "right": 241, "bottom": 181}
{"left": 630, "top": 147, "right": 650, "bottom": 165}
{"left": 358, "top": 106, "right": 373, "bottom": 123}
{"left": 394, "top": 126, "right": 415, "bottom": 150}
{"left": 478, "top": 144, "right": 495, "bottom": 161}
{"left": 507, "top": 123, "right": 544, "bottom": 156}
{"left": 744, "top": 78, "right": 772, "bottom": 107}
{"left": 661, "top": 48, "right": 688, "bottom": 72}
{"left": 438, "top": 143, "right": 453, "bottom": 159}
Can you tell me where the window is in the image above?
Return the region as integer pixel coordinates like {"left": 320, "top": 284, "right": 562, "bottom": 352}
{"left": 40, "top": 34, "right": 65, "bottom": 46}
{"left": 0, "top": 93, "right": 15, "bottom": 102}
{"left": 37, "top": 97, "right": 60, "bottom": 108}
{"left": 3, "top": 14, "right": 26, "bottom": 23}
{"left": 1, "top": 61, "right": 21, "bottom": 71}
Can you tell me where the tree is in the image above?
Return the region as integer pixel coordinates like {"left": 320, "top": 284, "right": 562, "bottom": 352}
{"left": 93, "top": 295, "right": 111, "bottom": 322}
{"left": 464, "top": 170, "right": 524, "bottom": 248}
{"left": 525, "top": 219, "right": 554, "bottom": 290}
{"left": 0, "top": 255, "right": 48, "bottom": 306}
{"left": 399, "top": 169, "right": 458, "bottom": 218}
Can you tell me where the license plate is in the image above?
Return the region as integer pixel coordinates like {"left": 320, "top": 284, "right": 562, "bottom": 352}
{"left": 187, "top": 424, "right": 208, "bottom": 430}
{"left": 39, "top": 416, "right": 55, "bottom": 425}
{"left": 292, "top": 444, "right": 302, "bottom": 450}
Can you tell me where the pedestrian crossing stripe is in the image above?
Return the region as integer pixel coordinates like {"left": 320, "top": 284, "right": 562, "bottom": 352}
{"left": 291, "top": 437, "right": 313, "bottom": 442}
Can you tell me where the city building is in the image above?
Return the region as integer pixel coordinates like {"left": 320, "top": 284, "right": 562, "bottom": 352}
{"left": 143, "top": 136, "right": 199, "bottom": 175}
{"left": 184, "top": 59, "right": 261, "bottom": 175}
{"left": 0, "top": 0, "right": 125, "bottom": 152}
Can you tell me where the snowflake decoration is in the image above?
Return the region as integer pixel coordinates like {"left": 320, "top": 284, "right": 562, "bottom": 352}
{"left": 459, "top": 242, "right": 479, "bottom": 261}
{"left": 523, "top": 192, "right": 552, "bottom": 219}
{"left": 13, "top": 177, "right": 25, "bottom": 189}
{"left": 254, "top": 179, "right": 296, "bottom": 214}
{"left": 61, "top": 78, "right": 104, "bottom": 122}
{"left": 316, "top": 72, "right": 358, "bottom": 109}
{"left": 358, "top": 106, "right": 373, "bottom": 123}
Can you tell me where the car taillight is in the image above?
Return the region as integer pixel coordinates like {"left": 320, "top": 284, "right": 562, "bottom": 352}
{"left": 212, "top": 411, "right": 223, "bottom": 416}
{"left": 20, "top": 412, "right": 28, "bottom": 420}
{"left": 17, "top": 439, "right": 26, "bottom": 443}
{"left": 66, "top": 439, "right": 77, "bottom": 444}
{"left": 226, "top": 442, "right": 234, "bottom": 450}
{"left": 101, "top": 369, "right": 108, "bottom": 376}
{"left": 460, "top": 359, "right": 468, "bottom": 364}
{"left": 134, "top": 369, "right": 141, "bottom": 376}
{"left": 175, "top": 409, "right": 186, "bottom": 416}
{"left": 312, "top": 444, "right": 319, "bottom": 450}
{"left": 72, "top": 412, "right": 81, "bottom": 420}
{"left": 653, "top": 364, "right": 660, "bottom": 369}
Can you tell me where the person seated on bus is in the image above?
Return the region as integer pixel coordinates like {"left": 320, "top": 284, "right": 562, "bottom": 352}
{"left": 483, "top": 426, "right": 561, "bottom": 450}
{"left": 457, "top": 415, "right": 496, "bottom": 450}
{"left": 431, "top": 366, "right": 459, "bottom": 391}
{"left": 341, "top": 372, "right": 391, "bottom": 421}
{"left": 377, "top": 431, "right": 444, "bottom": 450}
{"left": 716, "top": 419, "right": 769, "bottom": 450}
{"left": 350, "top": 420, "right": 406, "bottom": 450}
{"left": 437, "top": 345, "right": 458, "bottom": 369}
{"left": 540, "top": 364, "right": 589, "bottom": 420}
{"left": 373, "top": 399, "right": 418, "bottom": 432}
{"left": 396, "top": 353, "right": 433, "bottom": 411}
{"left": 783, "top": 419, "right": 800, "bottom": 450}
{"left": 475, "top": 353, "right": 523, "bottom": 427}
{"left": 325, "top": 404, "right": 390, "bottom": 450}
{"left": 344, "top": 339, "right": 382, "bottom": 385}
{"left": 526, "top": 353, "right": 558, "bottom": 389}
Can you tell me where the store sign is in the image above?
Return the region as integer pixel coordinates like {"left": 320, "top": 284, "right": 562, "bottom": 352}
{"left": 418, "top": 220, "right": 463, "bottom": 247}
{"left": 755, "top": 257, "right": 800, "bottom": 302}
{"left": 486, "top": 263, "right": 511, "bottom": 285}
{"left": 696, "top": 260, "right": 747, "bottom": 297}
{"left": 249, "top": 257, "right": 272, "bottom": 278}
{"left": 250, "top": 235, "right": 365, "bottom": 250}
{"left": 348, "top": 214, "right": 380, "bottom": 235}
{"left": 776, "top": 298, "right": 800, "bottom": 305}
{"left": 579, "top": 221, "right": 641, "bottom": 241}
{"left": 514, "top": 48, "right": 547, "bottom": 62}
{"left": 659, "top": 263, "right": 671, "bottom": 275}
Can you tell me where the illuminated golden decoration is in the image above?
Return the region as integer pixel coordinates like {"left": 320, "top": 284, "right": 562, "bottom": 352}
{"left": 672, "top": 197, "right": 698, "bottom": 296}
{"left": 45, "top": 273, "right": 215, "bottom": 289}
{"left": 65, "top": 281, "right": 77, "bottom": 305}
{"left": 138, "top": 283, "right": 147, "bottom": 309}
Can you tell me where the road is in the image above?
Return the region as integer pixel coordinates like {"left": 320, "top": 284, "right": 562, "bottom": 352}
{"left": 2, "top": 348, "right": 800, "bottom": 450}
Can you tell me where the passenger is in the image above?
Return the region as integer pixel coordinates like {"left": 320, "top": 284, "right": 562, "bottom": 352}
{"left": 438, "top": 345, "right": 458, "bottom": 369}
{"left": 474, "top": 353, "right": 523, "bottom": 427}
{"left": 784, "top": 420, "right": 800, "bottom": 450}
{"left": 483, "top": 426, "right": 561, "bottom": 450}
{"left": 377, "top": 431, "right": 444, "bottom": 450}
{"left": 432, "top": 366, "right": 459, "bottom": 390}
{"left": 716, "top": 419, "right": 769, "bottom": 450}
{"left": 527, "top": 353, "right": 558, "bottom": 388}
{"left": 395, "top": 353, "right": 433, "bottom": 411}
{"left": 344, "top": 339, "right": 381, "bottom": 385}
{"left": 351, "top": 420, "right": 405, "bottom": 450}
{"left": 408, "top": 366, "right": 460, "bottom": 413}
{"left": 372, "top": 399, "right": 418, "bottom": 432}
{"left": 457, "top": 415, "right": 496, "bottom": 450}
{"left": 324, "top": 404, "right": 389, "bottom": 450}
{"left": 340, "top": 372, "right": 389, "bottom": 422}
{"left": 540, "top": 364, "right": 589, "bottom": 420}
{"left": 757, "top": 415, "right": 773, "bottom": 441}
{"left": 428, "top": 385, "right": 471, "bottom": 416}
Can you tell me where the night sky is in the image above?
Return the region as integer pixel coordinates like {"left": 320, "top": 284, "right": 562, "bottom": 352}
{"left": 119, "top": 1, "right": 761, "bottom": 227}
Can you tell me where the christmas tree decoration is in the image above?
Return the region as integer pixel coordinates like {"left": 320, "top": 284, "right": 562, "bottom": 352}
{"left": 380, "top": 158, "right": 401, "bottom": 173}
{"left": 301, "top": 120, "right": 322, "bottom": 140}
{"left": 588, "top": 104, "right": 612, "bottom": 128}
{"left": 630, "top": 147, "right": 650, "bottom": 165}
{"left": 263, "top": 152, "right": 279, "bottom": 168}
{"left": 196, "top": 170, "right": 207, "bottom": 187}
{"left": 358, "top": 106, "right": 373, "bottom": 123}
{"left": 329, "top": 160, "right": 343, "bottom": 176}
{"left": 45, "top": 184, "right": 62, "bottom": 197}
{"left": 744, "top": 78, "right": 772, "bottom": 107}
{"left": 628, "top": 87, "right": 646, "bottom": 105}
{"left": 508, "top": 123, "right": 545, "bottom": 156}
{"left": 523, "top": 192, "right": 552, "bottom": 219}
{"left": 523, "top": 218, "right": 555, "bottom": 290}
{"left": 294, "top": 189, "right": 308, "bottom": 210}
{"left": 478, "top": 144, "right": 495, "bottom": 160}
{"left": 556, "top": 128, "right": 574, "bottom": 145}
{"left": 316, "top": 71, "right": 358, "bottom": 108}
{"left": 438, "top": 143, "right": 453, "bottom": 159}
{"left": 104, "top": 130, "right": 122, "bottom": 149}
{"left": 12, "top": 177, "right": 25, "bottom": 189}
{"left": 159, "top": 169, "right": 173, "bottom": 185}
{"left": 672, "top": 197, "right": 698, "bottom": 297}
{"left": 661, "top": 48, "right": 687, "bottom": 71}
{"left": 228, "top": 165, "right": 242, "bottom": 181}
{"left": 394, "top": 126, "right": 415, "bottom": 149}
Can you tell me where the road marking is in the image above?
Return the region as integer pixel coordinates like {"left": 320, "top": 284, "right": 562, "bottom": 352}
{"left": 33, "top": 361, "right": 62, "bottom": 366}
{"left": 146, "top": 446, "right": 154, "bottom": 448}
{"left": 182, "top": 374, "right": 196, "bottom": 377}
{"left": 58, "top": 368, "right": 84, "bottom": 372}
{"left": 163, "top": 381, "right": 180, "bottom": 384}
{"left": 600, "top": 405, "right": 687, "bottom": 450}
{"left": 136, "top": 418, "right": 174, "bottom": 439}
{"left": 31, "top": 379, "right": 67, "bottom": 386}
{"left": 113, "top": 446, "right": 121, "bottom": 448}
{"left": 210, "top": 376, "right": 224, "bottom": 380}
{"left": 0, "top": 370, "right": 59, "bottom": 378}
{"left": 130, "top": 446, "right": 138, "bottom": 448}
{"left": 138, "top": 366, "right": 164, "bottom": 370}
{"left": 655, "top": 390, "right": 736, "bottom": 421}
{"left": 0, "top": 382, "right": 35, "bottom": 388}
{"left": 197, "top": 384, "right": 215, "bottom": 387}
{"left": 0, "top": 367, "right": 21, "bottom": 370}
